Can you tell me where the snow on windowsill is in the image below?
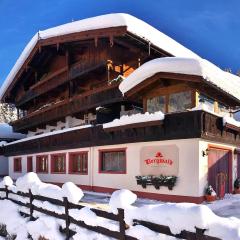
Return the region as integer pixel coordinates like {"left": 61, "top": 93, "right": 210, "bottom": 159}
{"left": 103, "top": 111, "right": 165, "bottom": 129}
{"left": 5, "top": 124, "right": 92, "bottom": 146}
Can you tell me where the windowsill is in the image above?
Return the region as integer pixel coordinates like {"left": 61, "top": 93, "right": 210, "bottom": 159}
{"left": 13, "top": 171, "right": 22, "bottom": 173}
{"left": 36, "top": 171, "right": 48, "bottom": 174}
{"left": 68, "top": 171, "right": 88, "bottom": 175}
{"left": 51, "top": 171, "right": 66, "bottom": 174}
{"left": 99, "top": 171, "right": 126, "bottom": 174}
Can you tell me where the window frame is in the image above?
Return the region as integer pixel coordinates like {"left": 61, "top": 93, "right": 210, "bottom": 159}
{"left": 36, "top": 155, "right": 49, "bottom": 173}
{"left": 98, "top": 148, "right": 127, "bottom": 174}
{"left": 51, "top": 153, "right": 66, "bottom": 174}
{"left": 27, "top": 156, "right": 33, "bottom": 172}
{"left": 68, "top": 151, "right": 88, "bottom": 175}
{"left": 13, "top": 157, "right": 22, "bottom": 173}
{"left": 144, "top": 87, "right": 195, "bottom": 114}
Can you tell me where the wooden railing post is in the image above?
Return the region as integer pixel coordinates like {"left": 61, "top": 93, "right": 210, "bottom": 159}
{"left": 5, "top": 186, "right": 8, "bottom": 199}
{"left": 195, "top": 227, "right": 206, "bottom": 240}
{"left": 63, "top": 197, "right": 70, "bottom": 240}
{"left": 29, "top": 189, "right": 34, "bottom": 220}
{"left": 118, "top": 208, "right": 126, "bottom": 240}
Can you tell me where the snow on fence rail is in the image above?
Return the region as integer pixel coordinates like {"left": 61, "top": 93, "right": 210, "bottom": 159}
{"left": 0, "top": 186, "right": 221, "bottom": 240}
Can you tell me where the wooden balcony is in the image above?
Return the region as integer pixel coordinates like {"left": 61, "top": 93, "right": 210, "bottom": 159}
{"left": 4, "top": 110, "right": 240, "bottom": 156}
{"left": 11, "top": 84, "right": 123, "bottom": 133}
{"left": 15, "top": 61, "right": 107, "bottom": 107}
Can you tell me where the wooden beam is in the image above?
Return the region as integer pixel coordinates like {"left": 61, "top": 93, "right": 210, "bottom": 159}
{"left": 125, "top": 72, "right": 202, "bottom": 97}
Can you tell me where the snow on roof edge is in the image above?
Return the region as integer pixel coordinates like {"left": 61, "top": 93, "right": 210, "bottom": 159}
{"left": 0, "top": 13, "right": 199, "bottom": 100}
{"left": 119, "top": 57, "right": 240, "bottom": 103}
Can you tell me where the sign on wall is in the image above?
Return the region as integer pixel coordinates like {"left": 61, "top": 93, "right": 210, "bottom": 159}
{"left": 140, "top": 145, "right": 179, "bottom": 176}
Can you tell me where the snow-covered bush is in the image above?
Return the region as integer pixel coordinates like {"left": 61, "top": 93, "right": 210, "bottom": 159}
{"left": 109, "top": 189, "right": 137, "bottom": 214}
{"left": 62, "top": 182, "right": 84, "bottom": 203}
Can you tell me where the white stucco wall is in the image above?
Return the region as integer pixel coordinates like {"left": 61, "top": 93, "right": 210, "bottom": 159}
{"left": 8, "top": 138, "right": 201, "bottom": 198}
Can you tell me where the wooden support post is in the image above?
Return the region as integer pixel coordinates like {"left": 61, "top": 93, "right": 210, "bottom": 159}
{"left": 29, "top": 189, "right": 34, "bottom": 221}
{"left": 64, "top": 197, "right": 70, "bottom": 240}
{"left": 5, "top": 186, "right": 8, "bottom": 199}
{"left": 118, "top": 208, "right": 126, "bottom": 240}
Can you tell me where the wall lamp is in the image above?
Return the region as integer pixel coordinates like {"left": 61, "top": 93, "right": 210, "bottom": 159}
{"left": 202, "top": 148, "right": 209, "bottom": 157}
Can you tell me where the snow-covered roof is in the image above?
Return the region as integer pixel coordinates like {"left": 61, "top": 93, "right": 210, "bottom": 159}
{"left": 0, "top": 123, "right": 25, "bottom": 140}
{"left": 119, "top": 57, "right": 240, "bottom": 102}
{"left": 0, "top": 13, "right": 199, "bottom": 100}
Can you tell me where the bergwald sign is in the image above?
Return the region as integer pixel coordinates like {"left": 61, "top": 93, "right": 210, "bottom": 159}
{"left": 140, "top": 145, "right": 179, "bottom": 176}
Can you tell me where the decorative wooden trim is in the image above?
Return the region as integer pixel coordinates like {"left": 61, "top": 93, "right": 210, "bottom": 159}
{"left": 125, "top": 72, "right": 202, "bottom": 97}
{"left": 225, "top": 123, "right": 240, "bottom": 132}
{"left": 98, "top": 148, "right": 127, "bottom": 174}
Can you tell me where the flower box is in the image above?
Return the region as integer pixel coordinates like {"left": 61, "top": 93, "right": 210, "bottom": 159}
{"left": 136, "top": 175, "right": 177, "bottom": 190}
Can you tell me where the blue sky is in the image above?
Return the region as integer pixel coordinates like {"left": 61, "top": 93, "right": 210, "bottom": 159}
{"left": 0, "top": 0, "right": 240, "bottom": 86}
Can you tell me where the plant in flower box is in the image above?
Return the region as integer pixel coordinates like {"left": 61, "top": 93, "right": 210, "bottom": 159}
{"left": 205, "top": 185, "right": 217, "bottom": 202}
{"left": 234, "top": 178, "right": 240, "bottom": 194}
{"left": 136, "top": 175, "right": 177, "bottom": 190}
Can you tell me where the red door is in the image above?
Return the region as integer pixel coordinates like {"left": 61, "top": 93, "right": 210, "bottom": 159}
{"left": 237, "top": 153, "right": 240, "bottom": 178}
{"left": 208, "top": 148, "right": 231, "bottom": 198}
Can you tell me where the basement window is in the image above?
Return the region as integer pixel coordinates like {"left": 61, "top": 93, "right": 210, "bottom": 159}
{"left": 36, "top": 155, "right": 48, "bottom": 173}
{"left": 13, "top": 157, "right": 22, "bottom": 172}
{"left": 69, "top": 152, "right": 88, "bottom": 174}
{"left": 51, "top": 154, "right": 66, "bottom": 173}
{"left": 99, "top": 149, "right": 126, "bottom": 174}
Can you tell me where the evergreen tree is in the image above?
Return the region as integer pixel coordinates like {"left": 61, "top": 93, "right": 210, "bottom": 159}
{"left": 0, "top": 103, "right": 17, "bottom": 123}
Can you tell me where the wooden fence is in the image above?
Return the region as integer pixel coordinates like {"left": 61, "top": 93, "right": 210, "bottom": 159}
{"left": 0, "top": 186, "right": 221, "bottom": 240}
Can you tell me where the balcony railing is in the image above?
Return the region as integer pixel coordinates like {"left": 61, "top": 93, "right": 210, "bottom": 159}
{"left": 4, "top": 110, "right": 240, "bottom": 156}
{"left": 11, "top": 84, "right": 123, "bottom": 132}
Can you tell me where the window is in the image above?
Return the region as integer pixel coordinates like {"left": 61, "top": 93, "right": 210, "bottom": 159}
{"left": 14, "top": 158, "right": 22, "bottom": 172}
{"left": 51, "top": 154, "right": 66, "bottom": 173}
{"left": 69, "top": 152, "right": 88, "bottom": 174}
{"left": 99, "top": 149, "right": 126, "bottom": 174}
{"left": 27, "top": 156, "right": 33, "bottom": 172}
{"left": 198, "top": 94, "right": 215, "bottom": 112}
{"left": 168, "top": 91, "right": 192, "bottom": 113}
{"left": 36, "top": 155, "right": 48, "bottom": 173}
{"left": 147, "top": 96, "right": 166, "bottom": 113}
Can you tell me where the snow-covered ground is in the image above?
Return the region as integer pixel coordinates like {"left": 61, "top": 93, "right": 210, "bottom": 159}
{"left": 0, "top": 174, "right": 240, "bottom": 240}
{"left": 83, "top": 190, "right": 240, "bottom": 219}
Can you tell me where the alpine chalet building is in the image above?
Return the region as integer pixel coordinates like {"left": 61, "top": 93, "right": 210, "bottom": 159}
{"left": 1, "top": 13, "right": 240, "bottom": 203}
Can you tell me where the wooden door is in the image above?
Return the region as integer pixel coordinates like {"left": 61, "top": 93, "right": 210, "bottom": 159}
{"left": 237, "top": 153, "right": 240, "bottom": 178}
{"left": 208, "top": 148, "right": 231, "bottom": 198}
